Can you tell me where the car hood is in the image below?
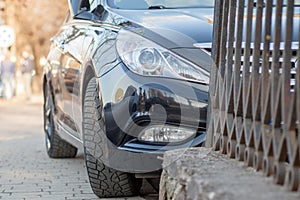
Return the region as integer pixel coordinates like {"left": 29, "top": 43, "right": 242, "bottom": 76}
{"left": 105, "top": 6, "right": 299, "bottom": 71}
{"left": 108, "top": 6, "right": 300, "bottom": 47}
{"left": 108, "top": 8, "right": 214, "bottom": 49}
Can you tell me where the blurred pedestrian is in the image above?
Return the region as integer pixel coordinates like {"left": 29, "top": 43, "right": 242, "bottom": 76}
{"left": 0, "top": 54, "right": 16, "bottom": 99}
{"left": 21, "top": 51, "right": 35, "bottom": 99}
{"left": 0, "top": 56, "right": 3, "bottom": 97}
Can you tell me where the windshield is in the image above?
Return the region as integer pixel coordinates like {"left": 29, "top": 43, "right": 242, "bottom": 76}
{"left": 107, "top": 0, "right": 214, "bottom": 10}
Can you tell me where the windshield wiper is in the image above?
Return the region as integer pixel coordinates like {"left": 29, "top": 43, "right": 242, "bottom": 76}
{"left": 148, "top": 5, "right": 167, "bottom": 9}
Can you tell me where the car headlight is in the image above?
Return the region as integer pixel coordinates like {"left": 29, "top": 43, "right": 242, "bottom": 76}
{"left": 116, "top": 29, "right": 209, "bottom": 84}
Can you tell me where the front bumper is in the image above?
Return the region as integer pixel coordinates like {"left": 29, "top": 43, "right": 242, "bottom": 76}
{"left": 97, "top": 62, "right": 208, "bottom": 173}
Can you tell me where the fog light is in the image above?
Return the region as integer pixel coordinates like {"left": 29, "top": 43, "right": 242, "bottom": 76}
{"left": 138, "top": 125, "right": 196, "bottom": 143}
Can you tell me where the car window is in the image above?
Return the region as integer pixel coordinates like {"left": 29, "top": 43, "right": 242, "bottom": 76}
{"left": 107, "top": 0, "right": 214, "bottom": 10}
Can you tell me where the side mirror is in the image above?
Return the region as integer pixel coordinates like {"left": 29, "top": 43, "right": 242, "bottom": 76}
{"left": 74, "top": 9, "right": 96, "bottom": 20}
{"left": 75, "top": 5, "right": 105, "bottom": 20}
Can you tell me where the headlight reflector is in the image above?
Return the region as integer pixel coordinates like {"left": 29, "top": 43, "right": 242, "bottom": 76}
{"left": 138, "top": 48, "right": 161, "bottom": 72}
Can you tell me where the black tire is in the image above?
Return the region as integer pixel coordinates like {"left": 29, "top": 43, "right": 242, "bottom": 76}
{"left": 83, "top": 77, "right": 142, "bottom": 198}
{"left": 43, "top": 83, "right": 78, "bottom": 158}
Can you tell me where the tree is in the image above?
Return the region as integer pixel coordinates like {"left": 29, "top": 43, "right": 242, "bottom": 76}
{"left": 4, "top": 0, "right": 68, "bottom": 92}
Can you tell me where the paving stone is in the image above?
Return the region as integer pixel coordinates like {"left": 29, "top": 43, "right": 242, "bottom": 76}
{"left": 0, "top": 95, "right": 158, "bottom": 200}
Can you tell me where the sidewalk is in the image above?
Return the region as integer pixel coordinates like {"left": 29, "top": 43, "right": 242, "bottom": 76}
{"left": 0, "top": 94, "right": 157, "bottom": 200}
{"left": 0, "top": 93, "right": 43, "bottom": 106}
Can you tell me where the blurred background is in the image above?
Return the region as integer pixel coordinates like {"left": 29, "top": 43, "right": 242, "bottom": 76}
{"left": 0, "top": 0, "right": 68, "bottom": 99}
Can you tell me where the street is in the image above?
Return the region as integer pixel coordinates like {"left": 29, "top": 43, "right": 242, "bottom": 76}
{"left": 0, "top": 96, "right": 158, "bottom": 200}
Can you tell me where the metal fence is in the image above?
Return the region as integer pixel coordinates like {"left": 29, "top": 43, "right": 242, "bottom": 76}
{"left": 207, "top": 0, "right": 300, "bottom": 190}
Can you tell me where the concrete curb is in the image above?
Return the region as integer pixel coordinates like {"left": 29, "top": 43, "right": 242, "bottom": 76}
{"left": 160, "top": 148, "right": 300, "bottom": 200}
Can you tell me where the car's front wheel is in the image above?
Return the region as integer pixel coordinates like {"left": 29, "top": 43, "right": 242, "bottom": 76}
{"left": 83, "top": 77, "right": 142, "bottom": 198}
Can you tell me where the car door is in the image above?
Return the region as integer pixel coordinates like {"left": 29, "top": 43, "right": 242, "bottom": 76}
{"left": 48, "top": 0, "right": 103, "bottom": 139}
{"left": 57, "top": 23, "right": 86, "bottom": 136}
{"left": 58, "top": 0, "right": 118, "bottom": 138}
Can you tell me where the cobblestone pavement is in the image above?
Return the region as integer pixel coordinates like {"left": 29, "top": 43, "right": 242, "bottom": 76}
{"left": 0, "top": 96, "right": 158, "bottom": 200}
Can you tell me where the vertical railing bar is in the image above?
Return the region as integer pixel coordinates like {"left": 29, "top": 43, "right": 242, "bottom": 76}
{"left": 226, "top": 0, "right": 237, "bottom": 112}
{"left": 206, "top": 0, "right": 224, "bottom": 148}
{"left": 295, "top": 4, "right": 300, "bottom": 169}
{"left": 242, "top": 0, "right": 254, "bottom": 113}
{"left": 297, "top": 28, "right": 300, "bottom": 135}
{"left": 261, "top": 0, "right": 273, "bottom": 124}
{"left": 211, "top": 0, "right": 224, "bottom": 94}
{"left": 219, "top": 0, "right": 230, "bottom": 80}
{"left": 251, "top": 0, "right": 264, "bottom": 121}
{"left": 218, "top": 0, "right": 230, "bottom": 146}
{"left": 282, "top": 0, "right": 295, "bottom": 161}
{"left": 281, "top": 0, "right": 294, "bottom": 122}
{"left": 270, "top": 0, "right": 284, "bottom": 178}
{"left": 252, "top": 0, "right": 263, "bottom": 74}
{"left": 218, "top": 0, "right": 230, "bottom": 151}
{"left": 281, "top": 0, "right": 294, "bottom": 162}
{"left": 234, "top": 0, "right": 245, "bottom": 116}
{"left": 271, "top": 0, "right": 283, "bottom": 123}
{"left": 288, "top": 3, "right": 300, "bottom": 189}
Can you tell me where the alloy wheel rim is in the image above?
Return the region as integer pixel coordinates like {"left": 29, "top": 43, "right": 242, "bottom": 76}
{"left": 44, "top": 86, "right": 53, "bottom": 150}
{"left": 46, "top": 134, "right": 51, "bottom": 150}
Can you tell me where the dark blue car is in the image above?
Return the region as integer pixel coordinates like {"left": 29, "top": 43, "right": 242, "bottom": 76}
{"left": 43, "top": 0, "right": 214, "bottom": 197}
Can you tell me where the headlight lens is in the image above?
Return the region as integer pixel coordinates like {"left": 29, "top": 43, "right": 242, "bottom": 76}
{"left": 116, "top": 30, "right": 209, "bottom": 84}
